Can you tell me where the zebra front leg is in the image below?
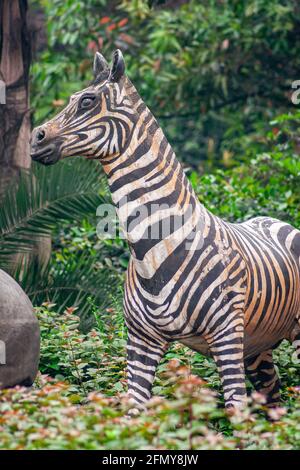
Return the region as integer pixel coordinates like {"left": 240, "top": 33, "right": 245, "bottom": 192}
{"left": 245, "top": 349, "right": 281, "bottom": 407}
{"left": 206, "top": 312, "right": 247, "bottom": 410}
{"left": 126, "top": 328, "right": 168, "bottom": 414}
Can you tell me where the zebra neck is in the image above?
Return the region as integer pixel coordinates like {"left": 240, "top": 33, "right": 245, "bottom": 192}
{"left": 104, "top": 95, "right": 206, "bottom": 281}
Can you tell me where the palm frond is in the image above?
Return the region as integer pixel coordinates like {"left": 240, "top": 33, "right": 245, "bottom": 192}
{"left": 0, "top": 159, "right": 110, "bottom": 270}
{"left": 19, "top": 250, "right": 123, "bottom": 327}
{"left": 0, "top": 158, "right": 124, "bottom": 324}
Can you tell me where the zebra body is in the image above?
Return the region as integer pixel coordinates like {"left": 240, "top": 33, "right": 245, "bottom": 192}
{"left": 31, "top": 50, "right": 300, "bottom": 409}
{"left": 125, "top": 215, "right": 300, "bottom": 355}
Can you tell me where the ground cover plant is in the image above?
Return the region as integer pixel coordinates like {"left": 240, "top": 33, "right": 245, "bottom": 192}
{"left": 1, "top": 112, "right": 300, "bottom": 449}
{"left": 0, "top": 302, "right": 299, "bottom": 450}
{"left": 1, "top": 0, "right": 300, "bottom": 451}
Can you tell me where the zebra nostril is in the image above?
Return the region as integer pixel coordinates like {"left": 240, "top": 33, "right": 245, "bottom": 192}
{"left": 36, "top": 129, "right": 46, "bottom": 142}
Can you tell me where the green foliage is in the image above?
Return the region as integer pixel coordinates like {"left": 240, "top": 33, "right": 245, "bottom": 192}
{"left": 0, "top": 158, "right": 124, "bottom": 317}
{"left": 24, "top": 253, "right": 122, "bottom": 322}
{"left": 191, "top": 111, "right": 300, "bottom": 228}
{"left": 122, "top": 0, "right": 300, "bottom": 166}
{"left": 0, "top": 305, "right": 299, "bottom": 450}
{"left": 32, "top": 0, "right": 300, "bottom": 167}
{"left": 0, "top": 159, "right": 106, "bottom": 266}
{"left": 38, "top": 303, "right": 127, "bottom": 395}
{"left": 7, "top": 0, "right": 299, "bottom": 450}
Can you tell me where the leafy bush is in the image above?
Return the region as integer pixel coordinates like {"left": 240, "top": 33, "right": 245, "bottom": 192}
{"left": 0, "top": 158, "right": 123, "bottom": 318}
{"left": 38, "top": 303, "right": 127, "bottom": 396}
{"left": 2, "top": 1, "right": 298, "bottom": 450}
{"left": 191, "top": 111, "right": 300, "bottom": 228}
{"left": 32, "top": 0, "right": 300, "bottom": 166}
{"left": 0, "top": 305, "right": 299, "bottom": 450}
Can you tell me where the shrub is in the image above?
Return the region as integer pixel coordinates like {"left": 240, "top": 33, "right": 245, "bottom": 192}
{"left": 0, "top": 305, "right": 298, "bottom": 450}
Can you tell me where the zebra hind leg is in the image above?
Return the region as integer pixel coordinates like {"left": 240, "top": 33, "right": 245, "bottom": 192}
{"left": 291, "top": 317, "right": 300, "bottom": 361}
{"left": 292, "top": 333, "right": 300, "bottom": 363}
{"left": 245, "top": 349, "right": 281, "bottom": 407}
{"left": 290, "top": 319, "right": 300, "bottom": 370}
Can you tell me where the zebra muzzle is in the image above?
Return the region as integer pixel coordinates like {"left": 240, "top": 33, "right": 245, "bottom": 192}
{"left": 30, "top": 143, "right": 60, "bottom": 166}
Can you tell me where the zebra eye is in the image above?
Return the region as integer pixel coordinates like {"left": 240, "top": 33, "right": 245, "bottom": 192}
{"left": 80, "top": 96, "right": 96, "bottom": 109}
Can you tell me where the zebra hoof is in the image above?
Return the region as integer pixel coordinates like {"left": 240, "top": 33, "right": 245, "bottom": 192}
{"left": 125, "top": 407, "right": 141, "bottom": 418}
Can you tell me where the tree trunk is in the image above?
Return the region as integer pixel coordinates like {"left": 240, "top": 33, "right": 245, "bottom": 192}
{"left": 0, "top": 0, "right": 31, "bottom": 202}
{"left": 0, "top": 0, "right": 51, "bottom": 274}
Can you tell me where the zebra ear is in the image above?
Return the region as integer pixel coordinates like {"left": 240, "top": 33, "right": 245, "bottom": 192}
{"left": 93, "top": 52, "right": 109, "bottom": 78}
{"left": 109, "top": 49, "right": 125, "bottom": 82}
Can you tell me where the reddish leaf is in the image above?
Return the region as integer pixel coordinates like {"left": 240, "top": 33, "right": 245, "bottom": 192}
{"left": 118, "top": 18, "right": 128, "bottom": 28}
{"left": 107, "top": 23, "right": 117, "bottom": 32}
{"left": 119, "top": 33, "right": 134, "bottom": 45}
{"left": 99, "top": 16, "right": 111, "bottom": 25}
{"left": 87, "top": 40, "right": 97, "bottom": 51}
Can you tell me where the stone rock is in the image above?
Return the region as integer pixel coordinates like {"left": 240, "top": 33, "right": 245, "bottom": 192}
{"left": 0, "top": 269, "right": 40, "bottom": 388}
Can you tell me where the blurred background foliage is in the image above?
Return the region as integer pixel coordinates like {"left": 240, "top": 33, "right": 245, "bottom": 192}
{"left": 0, "top": 0, "right": 300, "bottom": 449}
{"left": 1, "top": 0, "right": 300, "bottom": 318}
{"left": 25, "top": 0, "right": 300, "bottom": 319}
{"left": 32, "top": 0, "right": 300, "bottom": 168}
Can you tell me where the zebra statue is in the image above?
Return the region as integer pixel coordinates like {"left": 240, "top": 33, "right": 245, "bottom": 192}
{"left": 31, "top": 50, "right": 300, "bottom": 411}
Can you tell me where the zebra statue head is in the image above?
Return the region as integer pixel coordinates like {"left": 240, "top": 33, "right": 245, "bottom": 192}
{"left": 31, "top": 50, "right": 135, "bottom": 166}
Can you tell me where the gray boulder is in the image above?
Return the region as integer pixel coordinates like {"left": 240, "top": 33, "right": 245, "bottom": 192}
{"left": 0, "top": 269, "right": 40, "bottom": 388}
